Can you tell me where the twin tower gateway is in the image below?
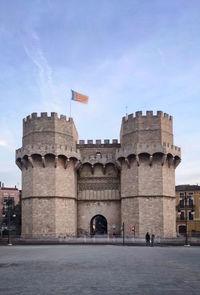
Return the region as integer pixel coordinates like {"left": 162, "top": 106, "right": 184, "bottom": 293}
{"left": 16, "top": 111, "right": 181, "bottom": 238}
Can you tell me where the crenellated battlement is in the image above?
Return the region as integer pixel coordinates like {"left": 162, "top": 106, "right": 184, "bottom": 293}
{"left": 23, "top": 112, "right": 71, "bottom": 123}
{"left": 23, "top": 113, "right": 78, "bottom": 147}
{"left": 120, "top": 110, "right": 173, "bottom": 146}
{"left": 122, "top": 110, "right": 173, "bottom": 122}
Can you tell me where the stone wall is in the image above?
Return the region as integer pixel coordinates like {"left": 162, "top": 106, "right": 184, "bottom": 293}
{"left": 121, "top": 198, "right": 139, "bottom": 236}
{"left": 121, "top": 160, "right": 138, "bottom": 197}
{"left": 138, "top": 154, "right": 163, "bottom": 196}
{"left": 55, "top": 198, "right": 77, "bottom": 237}
{"left": 138, "top": 197, "right": 164, "bottom": 237}
{"left": 21, "top": 198, "right": 33, "bottom": 238}
{"left": 163, "top": 197, "right": 176, "bottom": 237}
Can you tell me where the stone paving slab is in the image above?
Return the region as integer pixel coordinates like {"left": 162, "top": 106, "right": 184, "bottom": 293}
{"left": 0, "top": 245, "right": 200, "bottom": 295}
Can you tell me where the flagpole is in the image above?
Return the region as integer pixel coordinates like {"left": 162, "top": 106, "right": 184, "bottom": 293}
{"left": 69, "top": 90, "right": 72, "bottom": 118}
{"left": 70, "top": 98, "right": 72, "bottom": 118}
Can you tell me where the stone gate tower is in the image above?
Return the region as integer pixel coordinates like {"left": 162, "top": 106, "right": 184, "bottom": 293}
{"left": 16, "top": 111, "right": 181, "bottom": 238}
{"left": 16, "top": 112, "right": 80, "bottom": 237}
{"left": 119, "top": 111, "right": 180, "bottom": 237}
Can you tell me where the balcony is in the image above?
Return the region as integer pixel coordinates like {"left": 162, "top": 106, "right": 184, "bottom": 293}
{"left": 176, "top": 204, "right": 195, "bottom": 210}
{"left": 176, "top": 217, "right": 194, "bottom": 221}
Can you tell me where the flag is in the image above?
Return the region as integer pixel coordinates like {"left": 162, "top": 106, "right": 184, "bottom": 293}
{"left": 71, "top": 90, "right": 88, "bottom": 104}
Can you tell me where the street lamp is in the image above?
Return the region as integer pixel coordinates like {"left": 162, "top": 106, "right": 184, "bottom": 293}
{"left": 121, "top": 222, "right": 125, "bottom": 246}
{"left": 178, "top": 192, "right": 194, "bottom": 246}
{"left": 2, "top": 196, "right": 16, "bottom": 246}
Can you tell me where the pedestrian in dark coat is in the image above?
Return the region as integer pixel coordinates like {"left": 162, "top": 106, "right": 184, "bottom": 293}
{"left": 145, "top": 232, "right": 150, "bottom": 246}
{"left": 151, "top": 234, "right": 155, "bottom": 247}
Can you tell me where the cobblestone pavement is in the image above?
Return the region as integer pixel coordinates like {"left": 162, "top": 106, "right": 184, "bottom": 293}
{"left": 0, "top": 245, "right": 200, "bottom": 295}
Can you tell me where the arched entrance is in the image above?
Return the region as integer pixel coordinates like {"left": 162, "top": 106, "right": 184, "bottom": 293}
{"left": 179, "top": 225, "right": 186, "bottom": 235}
{"left": 90, "top": 215, "right": 107, "bottom": 235}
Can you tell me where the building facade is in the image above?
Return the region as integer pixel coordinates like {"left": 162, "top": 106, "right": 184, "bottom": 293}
{"left": 0, "top": 183, "right": 20, "bottom": 220}
{"left": 16, "top": 111, "right": 181, "bottom": 238}
{"left": 176, "top": 185, "right": 200, "bottom": 236}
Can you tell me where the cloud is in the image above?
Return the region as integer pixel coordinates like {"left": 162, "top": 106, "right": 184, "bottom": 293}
{"left": 22, "top": 30, "right": 54, "bottom": 101}
{"left": 0, "top": 140, "right": 7, "bottom": 147}
{"left": 0, "top": 140, "right": 15, "bottom": 151}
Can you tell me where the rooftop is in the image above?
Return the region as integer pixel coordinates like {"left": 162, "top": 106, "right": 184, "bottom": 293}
{"left": 176, "top": 185, "right": 200, "bottom": 191}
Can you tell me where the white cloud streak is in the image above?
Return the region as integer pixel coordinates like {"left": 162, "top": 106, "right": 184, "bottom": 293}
{"left": 0, "top": 140, "right": 15, "bottom": 151}
{"left": 22, "top": 30, "right": 55, "bottom": 108}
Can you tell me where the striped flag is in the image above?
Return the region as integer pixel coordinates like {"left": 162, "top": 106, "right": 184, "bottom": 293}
{"left": 71, "top": 90, "right": 88, "bottom": 104}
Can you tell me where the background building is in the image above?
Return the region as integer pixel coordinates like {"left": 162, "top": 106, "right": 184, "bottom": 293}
{"left": 0, "top": 182, "right": 20, "bottom": 235}
{"left": 16, "top": 111, "right": 181, "bottom": 238}
{"left": 176, "top": 185, "right": 200, "bottom": 236}
{"left": 0, "top": 182, "right": 20, "bottom": 219}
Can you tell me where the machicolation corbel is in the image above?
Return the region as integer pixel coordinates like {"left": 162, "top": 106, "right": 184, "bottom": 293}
{"left": 28, "top": 156, "right": 34, "bottom": 168}
{"left": 161, "top": 154, "right": 167, "bottom": 166}
{"left": 136, "top": 155, "right": 140, "bottom": 166}
{"left": 149, "top": 155, "right": 153, "bottom": 166}
{"left": 125, "top": 158, "right": 130, "bottom": 168}
{"left": 42, "top": 156, "right": 45, "bottom": 168}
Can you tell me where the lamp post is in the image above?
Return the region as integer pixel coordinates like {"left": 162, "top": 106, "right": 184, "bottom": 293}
{"left": 2, "top": 196, "right": 16, "bottom": 246}
{"left": 121, "top": 222, "right": 125, "bottom": 246}
{"left": 184, "top": 194, "right": 189, "bottom": 246}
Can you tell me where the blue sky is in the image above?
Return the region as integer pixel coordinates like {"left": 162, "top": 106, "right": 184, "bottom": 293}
{"left": 0, "top": 0, "right": 200, "bottom": 187}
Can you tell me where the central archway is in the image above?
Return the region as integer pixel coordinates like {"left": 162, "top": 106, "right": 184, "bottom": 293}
{"left": 90, "top": 215, "right": 107, "bottom": 235}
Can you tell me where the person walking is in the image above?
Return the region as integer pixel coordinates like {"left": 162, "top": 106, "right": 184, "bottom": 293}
{"left": 151, "top": 234, "right": 155, "bottom": 247}
{"left": 145, "top": 232, "right": 150, "bottom": 246}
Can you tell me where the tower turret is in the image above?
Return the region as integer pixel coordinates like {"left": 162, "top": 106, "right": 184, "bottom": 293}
{"left": 118, "top": 111, "right": 181, "bottom": 238}
{"left": 16, "top": 113, "right": 80, "bottom": 238}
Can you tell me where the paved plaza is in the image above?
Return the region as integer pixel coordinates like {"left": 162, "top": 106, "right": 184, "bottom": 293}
{"left": 0, "top": 245, "right": 200, "bottom": 295}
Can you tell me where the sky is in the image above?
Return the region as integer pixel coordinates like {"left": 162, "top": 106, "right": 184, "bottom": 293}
{"left": 0, "top": 0, "right": 200, "bottom": 188}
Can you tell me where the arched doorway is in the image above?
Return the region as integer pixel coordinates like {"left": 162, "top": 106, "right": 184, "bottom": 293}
{"left": 90, "top": 215, "right": 107, "bottom": 235}
{"left": 179, "top": 225, "right": 186, "bottom": 235}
